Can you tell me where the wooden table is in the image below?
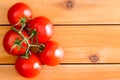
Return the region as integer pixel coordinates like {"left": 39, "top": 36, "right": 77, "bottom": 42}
{"left": 1, "top": 0, "right": 120, "bottom": 80}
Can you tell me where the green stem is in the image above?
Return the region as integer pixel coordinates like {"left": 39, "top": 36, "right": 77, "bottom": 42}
{"left": 30, "top": 44, "right": 45, "bottom": 52}
{"left": 19, "top": 23, "right": 25, "bottom": 32}
{"left": 27, "top": 32, "right": 34, "bottom": 40}
{"left": 19, "top": 17, "right": 27, "bottom": 32}
{"left": 12, "top": 27, "right": 25, "bottom": 39}
{"left": 30, "top": 44, "right": 43, "bottom": 48}
{"left": 13, "top": 21, "right": 20, "bottom": 26}
{"left": 12, "top": 27, "right": 30, "bottom": 57}
{"left": 19, "top": 39, "right": 25, "bottom": 44}
{"left": 11, "top": 17, "right": 45, "bottom": 58}
{"left": 25, "top": 45, "right": 30, "bottom": 58}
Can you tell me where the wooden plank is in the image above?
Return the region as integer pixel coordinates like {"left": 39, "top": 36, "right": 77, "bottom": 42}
{"left": 0, "top": 65, "right": 120, "bottom": 80}
{"left": 1, "top": 0, "right": 120, "bottom": 24}
{"left": 1, "top": 26, "right": 120, "bottom": 64}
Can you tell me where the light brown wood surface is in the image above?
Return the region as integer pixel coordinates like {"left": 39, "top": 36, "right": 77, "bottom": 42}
{"left": 0, "top": 0, "right": 120, "bottom": 80}
{"left": 0, "top": 65, "right": 120, "bottom": 80}
{"left": 1, "top": 0, "right": 120, "bottom": 24}
{"left": 1, "top": 26, "right": 120, "bottom": 64}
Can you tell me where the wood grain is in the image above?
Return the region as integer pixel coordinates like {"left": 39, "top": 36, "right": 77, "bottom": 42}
{"left": 0, "top": 65, "right": 120, "bottom": 80}
{"left": 1, "top": 0, "right": 120, "bottom": 24}
{"left": 1, "top": 26, "right": 120, "bottom": 64}
{"left": 1, "top": 0, "right": 120, "bottom": 80}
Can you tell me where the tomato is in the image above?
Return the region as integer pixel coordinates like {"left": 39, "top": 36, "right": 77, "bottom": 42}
{"left": 15, "top": 54, "right": 42, "bottom": 78}
{"left": 3, "top": 30, "right": 29, "bottom": 56}
{"left": 27, "top": 16, "right": 53, "bottom": 43}
{"left": 7, "top": 3, "right": 32, "bottom": 28}
{"left": 39, "top": 41, "right": 64, "bottom": 66}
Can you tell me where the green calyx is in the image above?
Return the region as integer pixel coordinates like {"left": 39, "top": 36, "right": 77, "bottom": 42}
{"left": 14, "top": 38, "right": 22, "bottom": 45}
{"left": 14, "top": 38, "right": 24, "bottom": 50}
{"left": 20, "top": 17, "right": 27, "bottom": 23}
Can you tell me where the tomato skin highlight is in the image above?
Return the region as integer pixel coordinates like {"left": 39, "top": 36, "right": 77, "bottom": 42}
{"left": 27, "top": 16, "right": 53, "bottom": 43}
{"left": 15, "top": 54, "right": 42, "bottom": 78}
{"left": 3, "top": 30, "right": 29, "bottom": 56}
{"left": 39, "top": 41, "right": 64, "bottom": 66}
{"left": 7, "top": 3, "right": 32, "bottom": 28}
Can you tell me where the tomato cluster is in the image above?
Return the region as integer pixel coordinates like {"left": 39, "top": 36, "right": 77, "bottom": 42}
{"left": 3, "top": 3, "right": 64, "bottom": 78}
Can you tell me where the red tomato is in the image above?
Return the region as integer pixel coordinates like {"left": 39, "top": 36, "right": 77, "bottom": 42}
{"left": 27, "top": 16, "right": 53, "bottom": 43}
{"left": 7, "top": 3, "right": 32, "bottom": 28}
{"left": 39, "top": 41, "right": 64, "bottom": 66}
{"left": 15, "top": 54, "right": 42, "bottom": 78}
{"left": 3, "top": 30, "right": 29, "bottom": 56}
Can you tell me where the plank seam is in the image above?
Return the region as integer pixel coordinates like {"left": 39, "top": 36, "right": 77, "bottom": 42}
{"left": 1, "top": 63, "right": 120, "bottom": 65}
{"left": 1, "top": 24, "right": 120, "bottom": 26}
